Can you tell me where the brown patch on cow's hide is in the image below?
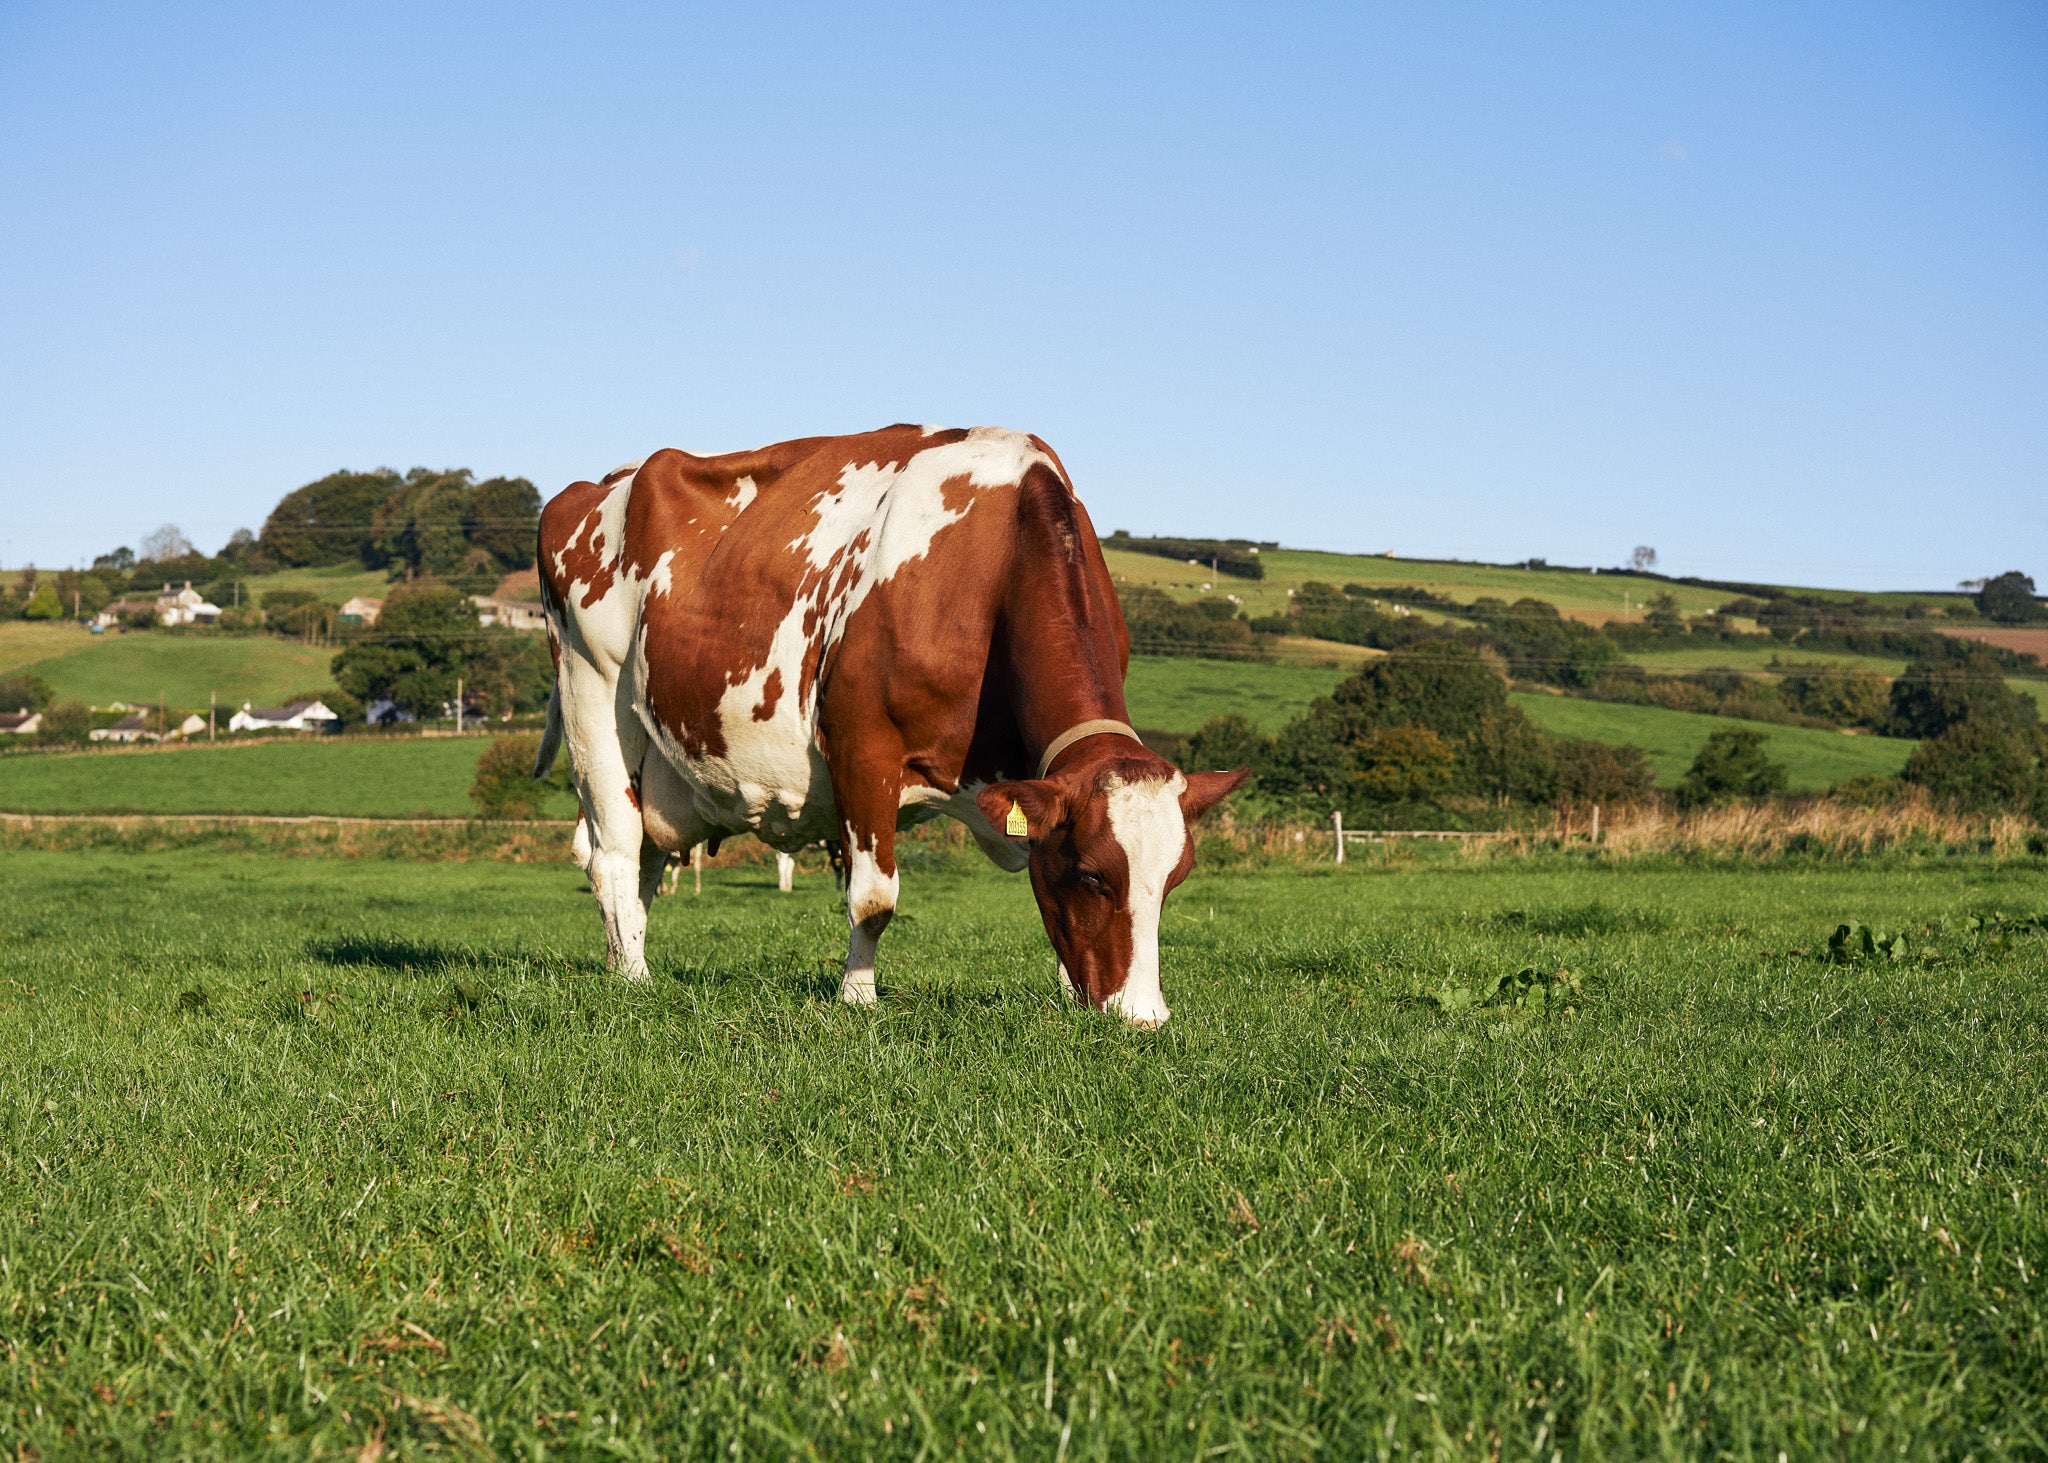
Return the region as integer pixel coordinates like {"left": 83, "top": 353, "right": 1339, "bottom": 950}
{"left": 537, "top": 479, "right": 615, "bottom": 611}
{"left": 753, "top": 668, "right": 782, "bottom": 722}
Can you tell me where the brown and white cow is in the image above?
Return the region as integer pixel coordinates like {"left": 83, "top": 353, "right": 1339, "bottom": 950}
{"left": 533, "top": 424, "right": 1245, "bottom": 1025}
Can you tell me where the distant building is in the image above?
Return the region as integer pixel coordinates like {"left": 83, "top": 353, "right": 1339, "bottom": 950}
{"left": 339, "top": 596, "right": 384, "bottom": 626}
{"left": 90, "top": 711, "right": 151, "bottom": 743}
{"left": 92, "top": 600, "right": 157, "bottom": 629}
{"left": 227, "top": 699, "right": 340, "bottom": 733}
{"left": 172, "top": 713, "right": 209, "bottom": 739}
{"left": 154, "top": 581, "right": 220, "bottom": 626}
{"left": 0, "top": 710, "right": 41, "bottom": 735}
{"left": 471, "top": 594, "right": 547, "bottom": 631}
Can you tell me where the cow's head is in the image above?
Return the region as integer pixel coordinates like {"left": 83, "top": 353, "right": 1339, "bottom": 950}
{"left": 976, "top": 757, "right": 1248, "bottom": 1026}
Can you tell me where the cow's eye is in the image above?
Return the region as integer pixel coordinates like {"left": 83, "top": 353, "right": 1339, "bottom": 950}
{"left": 1076, "top": 869, "right": 1109, "bottom": 893}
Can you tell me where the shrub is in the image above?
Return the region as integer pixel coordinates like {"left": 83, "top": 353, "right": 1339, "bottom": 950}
{"left": 1888, "top": 650, "right": 2037, "bottom": 738}
{"left": 1183, "top": 713, "right": 1272, "bottom": 783}
{"left": 1900, "top": 720, "right": 2043, "bottom": 814}
{"left": 1551, "top": 738, "right": 1655, "bottom": 805}
{"left": 0, "top": 673, "right": 52, "bottom": 713}
{"left": 471, "top": 734, "right": 551, "bottom": 818}
{"left": 36, "top": 701, "right": 92, "bottom": 746}
{"left": 1676, "top": 727, "right": 1788, "bottom": 811}
{"left": 1119, "top": 585, "right": 1263, "bottom": 660}
{"left": 1777, "top": 661, "right": 1888, "bottom": 728}
{"left": 21, "top": 584, "right": 62, "bottom": 620}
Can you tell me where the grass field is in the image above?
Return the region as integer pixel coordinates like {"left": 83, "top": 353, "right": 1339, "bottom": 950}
{"left": 1123, "top": 655, "right": 1345, "bottom": 734}
{"left": 0, "top": 623, "right": 338, "bottom": 711}
{"left": 1105, "top": 547, "right": 1737, "bottom": 623}
{"left": 2, "top": 849, "right": 2044, "bottom": 1456}
{"left": 1511, "top": 694, "right": 1918, "bottom": 790}
{"left": 0, "top": 736, "right": 576, "bottom": 819}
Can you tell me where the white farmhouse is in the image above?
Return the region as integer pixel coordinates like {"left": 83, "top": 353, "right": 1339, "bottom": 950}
{"left": 339, "top": 596, "right": 384, "bottom": 626}
{"left": 227, "top": 699, "right": 340, "bottom": 733}
{"left": 0, "top": 710, "right": 41, "bottom": 735}
{"left": 154, "top": 581, "right": 220, "bottom": 626}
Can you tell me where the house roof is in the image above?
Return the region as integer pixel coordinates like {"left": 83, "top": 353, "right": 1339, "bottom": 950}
{"left": 109, "top": 712, "right": 147, "bottom": 730}
{"left": 245, "top": 699, "right": 335, "bottom": 722}
{"left": 0, "top": 710, "right": 38, "bottom": 730}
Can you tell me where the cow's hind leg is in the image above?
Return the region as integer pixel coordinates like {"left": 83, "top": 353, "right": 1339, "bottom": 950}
{"left": 833, "top": 774, "right": 902, "bottom": 1007}
{"left": 559, "top": 660, "right": 656, "bottom": 980}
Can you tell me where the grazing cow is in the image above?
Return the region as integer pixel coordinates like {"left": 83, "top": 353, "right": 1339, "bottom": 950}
{"left": 533, "top": 424, "right": 1245, "bottom": 1025}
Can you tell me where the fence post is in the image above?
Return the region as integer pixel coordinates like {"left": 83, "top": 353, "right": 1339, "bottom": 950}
{"left": 1332, "top": 809, "right": 1344, "bottom": 864}
{"left": 1591, "top": 804, "right": 1600, "bottom": 843}
{"left": 455, "top": 677, "right": 463, "bottom": 734}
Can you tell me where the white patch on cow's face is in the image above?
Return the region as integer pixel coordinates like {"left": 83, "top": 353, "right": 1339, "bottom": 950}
{"left": 1102, "top": 772, "right": 1187, "bottom": 1027}
{"left": 728, "top": 475, "right": 757, "bottom": 512}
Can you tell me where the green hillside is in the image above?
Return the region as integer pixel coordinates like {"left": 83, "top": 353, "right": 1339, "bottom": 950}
{"left": 0, "top": 736, "right": 573, "bottom": 818}
{"left": 1122, "top": 655, "right": 1344, "bottom": 733}
{"left": 1510, "top": 693, "right": 1916, "bottom": 790}
{"left": 0, "top": 624, "right": 337, "bottom": 710}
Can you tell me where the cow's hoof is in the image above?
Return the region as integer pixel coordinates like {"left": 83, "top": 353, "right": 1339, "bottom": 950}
{"left": 1124, "top": 1014, "right": 1168, "bottom": 1031}
{"left": 838, "top": 977, "right": 877, "bottom": 1007}
{"left": 618, "top": 963, "right": 652, "bottom": 984}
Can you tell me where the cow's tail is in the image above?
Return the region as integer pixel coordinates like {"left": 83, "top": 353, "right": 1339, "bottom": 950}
{"left": 533, "top": 564, "right": 566, "bottom": 780}
{"left": 533, "top": 682, "right": 564, "bottom": 779}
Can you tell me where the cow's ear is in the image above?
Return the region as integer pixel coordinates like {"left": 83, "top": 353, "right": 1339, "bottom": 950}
{"left": 1181, "top": 768, "right": 1250, "bottom": 821}
{"left": 976, "top": 779, "right": 1065, "bottom": 842}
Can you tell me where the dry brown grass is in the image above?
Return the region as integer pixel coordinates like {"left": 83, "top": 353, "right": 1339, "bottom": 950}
{"left": 1483, "top": 791, "right": 2041, "bottom": 860}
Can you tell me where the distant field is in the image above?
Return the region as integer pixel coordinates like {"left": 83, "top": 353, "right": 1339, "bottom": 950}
{"left": 1123, "top": 655, "right": 1344, "bottom": 733}
{"left": 1104, "top": 545, "right": 1730, "bottom": 622}
{"left": 0, "top": 736, "right": 574, "bottom": 818}
{"left": 1620, "top": 644, "right": 1908, "bottom": 677}
{"left": 1511, "top": 693, "right": 1917, "bottom": 789}
{"left": 237, "top": 562, "right": 394, "bottom": 604}
{"left": 0, "top": 623, "right": 337, "bottom": 710}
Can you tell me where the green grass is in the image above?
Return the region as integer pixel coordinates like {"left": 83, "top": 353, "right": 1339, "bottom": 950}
{"left": 1511, "top": 694, "right": 1918, "bottom": 789}
{"left": 1123, "top": 655, "right": 1345, "bottom": 733}
{"left": 0, "top": 623, "right": 338, "bottom": 711}
{"left": 0, "top": 736, "right": 576, "bottom": 818}
{"left": 2, "top": 849, "right": 2045, "bottom": 1456}
{"left": 1619, "top": 645, "right": 1908, "bottom": 678}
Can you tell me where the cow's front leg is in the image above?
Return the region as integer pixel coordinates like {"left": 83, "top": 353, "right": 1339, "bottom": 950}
{"left": 836, "top": 791, "right": 900, "bottom": 1008}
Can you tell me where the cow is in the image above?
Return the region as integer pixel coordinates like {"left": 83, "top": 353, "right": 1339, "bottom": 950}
{"left": 533, "top": 424, "right": 1246, "bottom": 1026}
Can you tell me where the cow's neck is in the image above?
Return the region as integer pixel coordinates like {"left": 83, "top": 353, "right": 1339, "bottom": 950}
{"left": 994, "top": 479, "right": 1141, "bottom": 778}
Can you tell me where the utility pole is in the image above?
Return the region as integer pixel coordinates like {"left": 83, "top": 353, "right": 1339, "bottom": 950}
{"left": 455, "top": 677, "right": 463, "bottom": 733}
{"left": 209, "top": 690, "right": 216, "bottom": 742}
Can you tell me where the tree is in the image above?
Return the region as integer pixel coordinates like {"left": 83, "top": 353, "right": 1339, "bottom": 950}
{"left": 21, "top": 583, "right": 62, "bottom": 620}
{"left": 1976, "top": 571, "right": 2043, "bottom": 625}
{"left": 1551, "top": 738, "right": 1655, "bottom": 805}
{"left": 330, "top": 585, "right": 551, "bottom": 719}
{"left": 1631, "top": 545, "right": 1657, "bottom": 572}
{"left": 1900, "top": 720, "right": 2042, "bottom": 813}
{"left": 139, "top": 524, "right": 195, "bottom": 563}
{"left": 1676, "top": 728, "right": 1787, "bottom": 810}
{"left": 1183, "top": 713, "right": 1271, "bottom": 786}
{"left": 1352, "top": 725, "right": 1454, "bottom": 802}
{"left": 1887, "top": 650, "right": 2037, "bottom": 738}
{"left": 0, "top": 673, "right": 51, "bottom": 712}
{"left": 93, "top": 547, "right": 135, "bottom": 572}
{"left": 260, "top": 470, "right": 403, "bottom": 567}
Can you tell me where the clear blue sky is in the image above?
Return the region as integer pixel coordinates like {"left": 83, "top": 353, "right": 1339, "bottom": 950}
{"left": 2, "top": 1, "right": 2042, "bottom": 591}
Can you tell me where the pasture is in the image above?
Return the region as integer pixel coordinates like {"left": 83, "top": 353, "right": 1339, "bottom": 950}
{"left": 2, "top": 846, "right": 2044, "bottom": 1457}
{"left": 0, "top": 623, "right": 336, "bottom": 712}
{"left": 1510, "top": 694, "right": 1918, "bottom": 790}
{"left": 0, "top": 736, "right": 576, "bottom": 820}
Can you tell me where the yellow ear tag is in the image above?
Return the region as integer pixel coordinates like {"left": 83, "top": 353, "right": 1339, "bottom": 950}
{"left": 1005, "top": 802, "right": 1029, "bottom": 837}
